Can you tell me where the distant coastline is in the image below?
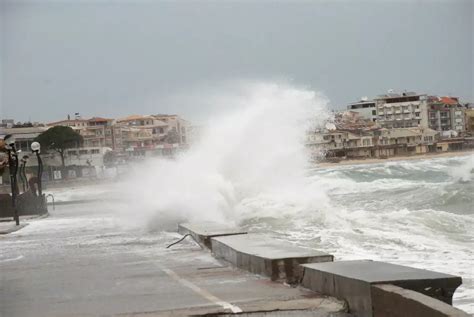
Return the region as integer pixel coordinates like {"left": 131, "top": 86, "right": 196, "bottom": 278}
{"left": 317, "top": 149, "right": 474, "bottom": 167}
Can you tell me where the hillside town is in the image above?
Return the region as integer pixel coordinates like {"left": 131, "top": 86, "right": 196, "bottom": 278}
{"left": 1, "top": 90, "right": 474, "bottom": 183}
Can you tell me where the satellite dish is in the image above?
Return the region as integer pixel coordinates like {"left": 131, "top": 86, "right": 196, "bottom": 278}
{"left": 325, "top": 122, "right": 336, "bottom": 131}
{"left": 361, "top": 96, "right": 368, "bottom": 101}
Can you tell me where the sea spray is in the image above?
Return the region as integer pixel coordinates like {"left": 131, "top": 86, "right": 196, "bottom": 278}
{"left": 448, "top": 154, "right": 474, "bottom": 182}
{"left": 117, "top": 81, "right": 332, "bottom": 230}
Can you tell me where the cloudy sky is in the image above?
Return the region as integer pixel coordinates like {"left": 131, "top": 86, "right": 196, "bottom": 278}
{"left": 1, "top": 0, "right": 472, "bottom": 123}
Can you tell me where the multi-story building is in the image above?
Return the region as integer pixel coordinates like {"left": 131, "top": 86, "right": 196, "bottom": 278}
{"left": 347, "top": 98, "right": 377, "bottom": 122}
{"left": 307, "top": 127, "right": 438, "bottom": 159}
{"left": 152, "top": 114, "right": 190, "bottom": 145}
{"left": 49, "top": 117, "right": 125, "bottom": 150}
{"left": 427, "top": 96, "right": 465, "bottom": 133}
{"left": 116, "top": 115, "right": 169, "bottom": 152}
{"left": 375, "top": 92, "right": 428, "bottom": 129}
{"left": 0, "top": 126, "right": 50, "bottom": 153}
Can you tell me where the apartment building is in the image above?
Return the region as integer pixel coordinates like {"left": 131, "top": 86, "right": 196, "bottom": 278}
{"left": 307, "top": 130, "right": 374, "bottom": 158}
{"left": 116, "top": 115, "right": 169, "bottom": 152}
{"left": 427, "top": 96, "right": 465, "bottom": 133}
{"left": 307, "top": 127, "right": 439, "bottom": 159}
{"left": 152, "top": 114, "right": 190, "bottom": 145}
{"left": 347, "top": 98, "right": 377, "bottom": 122}
{"left": 375, "top": 92, "right": 428, "bottom": 129}
{"left": 48, "top": 117, "right": 122, "bottom": 150}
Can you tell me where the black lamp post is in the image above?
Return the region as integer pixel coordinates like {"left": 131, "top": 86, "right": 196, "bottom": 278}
{"left": 4, "top": 134, "right": 20, "bottom": 225}
{"left": 31, "top": 141, "right": 43, "bottom": 196}
{"left": 20, "top": 155, "right": 29, "bottom": 193}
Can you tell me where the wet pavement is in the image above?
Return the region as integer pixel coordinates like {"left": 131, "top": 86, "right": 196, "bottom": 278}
{"left": 0, "top": 202, "right": 348, "bottom": 317}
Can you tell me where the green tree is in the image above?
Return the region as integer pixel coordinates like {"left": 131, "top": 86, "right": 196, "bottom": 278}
{"left": 35, "top": 126, "right": 83, "bottom": 167}
{"left": 103, "top": 150, "right": 118, "bottom": 167}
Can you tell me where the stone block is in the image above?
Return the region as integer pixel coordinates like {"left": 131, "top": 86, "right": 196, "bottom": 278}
{"left": 212, "top": 234, "right": 333, "bottom": 283}
{"left": 301, "top": 260, "right": 462, "bottom": 317}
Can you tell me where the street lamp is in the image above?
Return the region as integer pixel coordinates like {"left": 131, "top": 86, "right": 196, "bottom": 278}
{"left": 4, "top": 134, "right": 20, "bottom": 225}
{"left": 31, "top": 142, "right": 43, "bottom": 197}
{"left": 20, "top": 155, "right": 29, "bottom": 193}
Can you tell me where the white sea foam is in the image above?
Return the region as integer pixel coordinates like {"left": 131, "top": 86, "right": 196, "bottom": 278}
{"left": 117, "top": 81, "right": 331, "bottom": 230}
{"left": 448, "top": 154, "right": 474, "bottom": 182}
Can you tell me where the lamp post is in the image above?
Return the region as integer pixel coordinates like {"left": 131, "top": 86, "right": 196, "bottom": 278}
{"left": 4, "top": 134, "right": 20, "bottom": 225}
{"left": 20, "top": 155, "right": 29, "bottom": 193}
{"left": 31, "top": 142, "right": 43, "bottom": 197}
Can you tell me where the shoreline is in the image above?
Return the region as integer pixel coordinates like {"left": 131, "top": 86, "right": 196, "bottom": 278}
{"left": 316, "top": 149, "right": 474, "bottom": 167}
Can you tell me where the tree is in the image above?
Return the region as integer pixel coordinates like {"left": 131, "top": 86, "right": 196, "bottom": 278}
{"left": 35, "top": 126, "right": 83, "bottom": 167}
{"left": 103, "top": 150, "right": 118, "bottom": 167}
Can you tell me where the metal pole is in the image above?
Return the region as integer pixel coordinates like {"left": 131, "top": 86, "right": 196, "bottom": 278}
{"left": 36, "top": 151, "right": 43, "bottom": 197}
{"left": 7, "top": 147, "right": 20, "bottom": 226}
{"left": 20, "top": 160, "right": 27, "bottom": 193}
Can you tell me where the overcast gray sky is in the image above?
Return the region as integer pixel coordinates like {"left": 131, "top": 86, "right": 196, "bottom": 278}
{"left": 1, "top": 0, "right": 472, "bottom": 123}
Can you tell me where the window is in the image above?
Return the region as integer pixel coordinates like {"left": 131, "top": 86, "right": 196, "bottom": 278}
{"left": 372, "top": 110, "right": 376, "bottom": 115}
{"left": 91, "top": 149, "right": 100, "bottom": 154}
{"left": 79, "top": 150, "right": 88, "bottom": 155}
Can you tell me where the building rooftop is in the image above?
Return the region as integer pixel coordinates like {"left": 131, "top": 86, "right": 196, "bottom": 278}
{"left": 88, "top": 117, "right": 113, "bottom": 122}
{"left": 117, "top": 114, "right": 154, "bottom": 122}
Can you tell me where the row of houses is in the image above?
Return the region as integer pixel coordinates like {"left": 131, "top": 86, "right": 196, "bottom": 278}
{"left": 1, "top": 113, "right": 192, "bottom": 157}
{"left": 0, "top": 114, "right": 194, "bottom": 183}
{"left": 308, "top": 91, "right": 474, "bottom": 160}
{"left": 48, "top": 114, "right": 190, "bottom": 153}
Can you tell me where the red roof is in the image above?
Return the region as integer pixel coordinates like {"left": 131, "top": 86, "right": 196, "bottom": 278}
{"left": 439, "top": 96, "right": 459, "bottom": 105}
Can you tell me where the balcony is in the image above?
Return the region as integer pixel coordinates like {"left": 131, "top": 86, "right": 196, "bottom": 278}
{"left": 403, "top": 110, "right": 411, "bottom": 113}
{"left": 386, "top": 111, "right": 393, "bottom": 115}
{"left": 395, "top": 110, "right": 401, "bottom": 114}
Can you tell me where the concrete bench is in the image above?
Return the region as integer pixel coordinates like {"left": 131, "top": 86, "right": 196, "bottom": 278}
{"left": 178, "top": 222, "right": 247, "bottom": 249}
{"left": 212, "top": 234, "right": 334, "bottom": 283}
{"left": 301, "top": 260, "right": 463, "bottom": 317}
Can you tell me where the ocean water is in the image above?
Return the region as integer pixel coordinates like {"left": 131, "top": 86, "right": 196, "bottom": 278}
{"left": 241, "top": 155, "right": 474, "bottom": 313}
{"left": 45, "top": 83, "right": 474, "bottom": 313}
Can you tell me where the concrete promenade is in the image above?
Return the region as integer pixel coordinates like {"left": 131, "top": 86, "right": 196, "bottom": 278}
{"left": 0, "top": 202, "right": 348, "bottom": 317}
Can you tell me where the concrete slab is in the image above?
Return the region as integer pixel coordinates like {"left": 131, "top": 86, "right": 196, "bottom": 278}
{"left": 372, "top": 284, "right": 470, "bottom": 317}
{"left": 178, "top": 221, "right": 247, "bottom": 248}
{"left": 212, "top": 233, "right": 334, "bottom": 283}
{"left": 301, "top": 260, "right": 463, "bottom": 317}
